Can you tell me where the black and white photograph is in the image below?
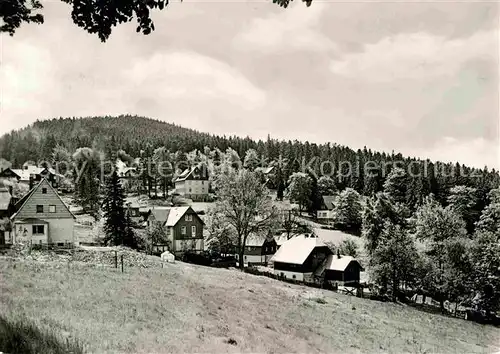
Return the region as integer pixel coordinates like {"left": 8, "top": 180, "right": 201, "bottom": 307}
{"left": 1, "top": 0, "right": 499, "bottom": 353}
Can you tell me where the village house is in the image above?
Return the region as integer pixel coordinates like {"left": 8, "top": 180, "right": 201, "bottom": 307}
{"left": 235, "top": 233, "right": 278, "bottom": 267}
{"left": 0, "top": 168, "right": 28, "bottom": 185}
{"left": 9, "top": 178, "right": 77, "bottom": 247}
{"left": 318, "top": 252, "right": 364, "bottom": 287}
{"left": 271, "top": 234, "right": 364, "bottom": 285}
{"left": 255, "top": 166, "right": 276, "bottom": 188}
{"left": 124, "top": 200, "right": 151, "bottom": 227}
{"left": 146, "top": 206, "right": 205, "bottom": 257}
{"left": 317, "top": 195, "right": 336, "bottom": 221}
{"left": 174, "top": 164, "right": 209, "bottom": 201}
{"left": 271, "top": 234, "right": 331, "bottom": 282}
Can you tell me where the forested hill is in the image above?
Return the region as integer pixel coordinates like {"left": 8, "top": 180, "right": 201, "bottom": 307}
{"left": 0, "top": 115, "right": 499, "bottom": 205}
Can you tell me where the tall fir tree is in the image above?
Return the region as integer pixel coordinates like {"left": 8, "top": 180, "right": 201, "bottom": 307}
{"left": 102, "top": 170, "right": 127, "bottom": 246}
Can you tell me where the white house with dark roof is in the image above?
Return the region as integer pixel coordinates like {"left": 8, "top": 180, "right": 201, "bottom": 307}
{"left": 146, "top": 206, "right": 205, "bottom": 256}
{"left": 10, "top": 178, "right": 76, "bottom": 247}
{"left": 174, "top": 164, "right": 209, "bottom": 201}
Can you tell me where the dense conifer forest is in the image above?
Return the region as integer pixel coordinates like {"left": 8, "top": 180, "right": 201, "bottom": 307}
{"left": 0, "top": 115, "right": 498, "bottom": 209}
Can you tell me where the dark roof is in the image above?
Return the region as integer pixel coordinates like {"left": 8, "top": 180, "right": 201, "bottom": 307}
{"left": 321, "top": 196, "right": 336, "bottom": 210}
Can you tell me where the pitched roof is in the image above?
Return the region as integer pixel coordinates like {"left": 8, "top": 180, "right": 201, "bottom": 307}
{"left": 325, "top": 255, "right": 363, "bottom": 272}
{"left": 11, "top": 178, "right": 75, "bottom": 220}
{"left": 255, "top": 166, "right": 275, "bottom": 175}
{"left": 150, "top": 207, "right": 171, "bottom": 223}
{"left": 321, "top": 196, "right": 336, "bottom": 210}
{"left": 165, "top": 206, "right": 191, "bottom": 226}
{"left": 175, "top": 164, "right": 209, "bottom": 182}
{"left": 149, "top": 206, "right": 204, "bottom": 226}
{"left": 245, "top": 233, "right": 275, "bottom": 247}
{"left": 271, "top": 234, "right": 327, "bottom": 265}
{"left": 0, "top": 187, "right": 12, "bottom": 211}
{"left": 11, "top": 169, "right": 30, "bottom": 181}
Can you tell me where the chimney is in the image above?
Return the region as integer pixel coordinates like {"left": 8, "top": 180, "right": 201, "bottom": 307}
{"left": 337, "top": 249, "right": 341, "bottom": 259}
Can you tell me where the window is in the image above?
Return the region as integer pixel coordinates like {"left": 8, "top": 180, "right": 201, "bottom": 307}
{"left": 292, "top": 275, "right": 296, "bottom": 279}
{"left": 49, "top": 205, "right": 56, "bottom": 213}
{"left": 36, "top": 205, "right": 43, "bottom": 213}
{"left": 42, "top": 188, "right": 47, "bottom": 194}
{"left": 32, "top": 225, "right": 44, "bottom": 235}
{"left": 191, "top": 225, "right": 196, "bottom": 236}
{"left": 185, "top": 214, "right": 192, "bottom": 222}
{"left": 181, "top": 226, "right": 186, "bottom": 235}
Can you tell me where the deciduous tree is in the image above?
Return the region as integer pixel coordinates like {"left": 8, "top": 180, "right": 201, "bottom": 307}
{"left": 333, "top": 188, "right": 362, "bottom": 231}
{"left": 287, "top": 172, "right": 313, "bottom": 212}
{"left": 211, "top": 169, "right": 278, "bottom": 269}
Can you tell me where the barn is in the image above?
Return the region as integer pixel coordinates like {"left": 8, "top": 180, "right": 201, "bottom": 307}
{"left": 323, "top": 254, "right": 364, "bottom": 286}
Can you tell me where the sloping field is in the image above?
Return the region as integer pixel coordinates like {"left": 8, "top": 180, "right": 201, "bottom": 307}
{"left": 0, "top": 258, "right": 499, "bottom": 353}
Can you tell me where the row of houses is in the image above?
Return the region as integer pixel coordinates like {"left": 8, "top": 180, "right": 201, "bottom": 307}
{"left": 272, "top": 235, "right": 363, "bottom": 286}
{"left": 0, "top": 171, "right": 362, "bottom": 288}
{"left": 0, "top": 162, "right": 65, "bottom": 190}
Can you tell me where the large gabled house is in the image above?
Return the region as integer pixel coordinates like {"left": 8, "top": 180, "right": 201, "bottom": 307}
{"left": 146, "top": 206, "right": 205, "bottom": 257}
{"left": 174, "top": 164, "right": 209, "bottom": 201}
{"left": 9, "top": 178, "right": 77, "bottom": 247}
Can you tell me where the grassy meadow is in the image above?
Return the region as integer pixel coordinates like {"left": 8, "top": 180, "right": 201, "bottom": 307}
{"left": 1, "top": 258, "right": 499, "bottom": 354}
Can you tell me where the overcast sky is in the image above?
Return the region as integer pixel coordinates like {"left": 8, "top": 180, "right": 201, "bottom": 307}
{"left": 1, "top": 0, "right": 499, "bottom": 168}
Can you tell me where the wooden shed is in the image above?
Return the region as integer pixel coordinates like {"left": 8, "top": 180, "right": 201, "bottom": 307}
{"left": 323, "top": 254, "right": 363, "bottom": 286}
